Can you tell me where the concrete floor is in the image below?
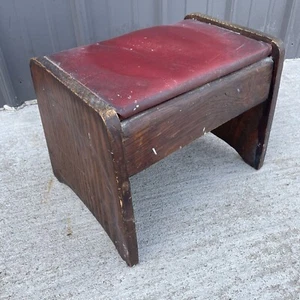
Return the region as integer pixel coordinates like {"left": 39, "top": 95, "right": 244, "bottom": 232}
{"left": 0, "top": 59, "right": 300, "bottom": 300}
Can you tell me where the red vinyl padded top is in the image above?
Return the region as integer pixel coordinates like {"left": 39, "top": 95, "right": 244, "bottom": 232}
{"left": 48, "top": 19, "right": 272, "bottom": 119}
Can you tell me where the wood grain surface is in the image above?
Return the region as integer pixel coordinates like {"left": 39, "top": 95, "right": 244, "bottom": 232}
{"left": 122, "top": 58, "right": 273, "bottom": 176}
{"left": 30, "top": 58, "right": 138, "bottom": 266}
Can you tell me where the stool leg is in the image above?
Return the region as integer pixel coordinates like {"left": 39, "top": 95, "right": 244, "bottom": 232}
{"left": 31, "top": 61, "right": 138, "bottom": 266}
{"left": 212, "top": 44, "right": 284, "bottom": 170}
{"left": 212, "top": 101, "right": 273, "bottom": 169}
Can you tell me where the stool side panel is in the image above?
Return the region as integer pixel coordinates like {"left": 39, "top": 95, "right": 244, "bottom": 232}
{"left": 122, "top": 59, "right": 273, "bottom": 176}
{"left": 212, "top": 37, "right": 285, "bottom": 169}
{"left": 185, "top": 13, "right": 285, "bottom": 169}
{"left": 30, "top": 61, "right": 138, "bottom": 266}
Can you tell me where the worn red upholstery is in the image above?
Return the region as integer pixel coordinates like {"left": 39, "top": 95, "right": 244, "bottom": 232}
{"left": 48, "top": 19, "right": 272, "bottom": 119}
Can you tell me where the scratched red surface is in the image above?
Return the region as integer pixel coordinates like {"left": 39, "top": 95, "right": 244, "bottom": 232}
{"left": 48, "top": 19, "right": 272, "bottom": 119}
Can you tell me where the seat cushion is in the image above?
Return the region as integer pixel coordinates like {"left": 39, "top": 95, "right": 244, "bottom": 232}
{"left": 47, "top": 19, "right": 272, "bottom": 119}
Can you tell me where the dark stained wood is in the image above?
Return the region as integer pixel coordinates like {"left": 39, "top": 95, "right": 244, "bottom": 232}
{"left": 122, "top": 58, "right": 273, "bottom": 176}
{"left": 30, "top": 57, "right": 138, "bottom": 266}
{"left": 185, "top": 13, "right": 285, "bottom": 169}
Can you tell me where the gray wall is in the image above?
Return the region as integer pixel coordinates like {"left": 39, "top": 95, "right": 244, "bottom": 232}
{"left": 0, "top": 0, "right": 299, "bottom": 107}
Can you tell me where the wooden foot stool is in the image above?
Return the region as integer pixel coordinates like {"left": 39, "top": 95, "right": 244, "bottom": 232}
{"left": 30, "top": 13, "right": 284, "bottom": 266}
